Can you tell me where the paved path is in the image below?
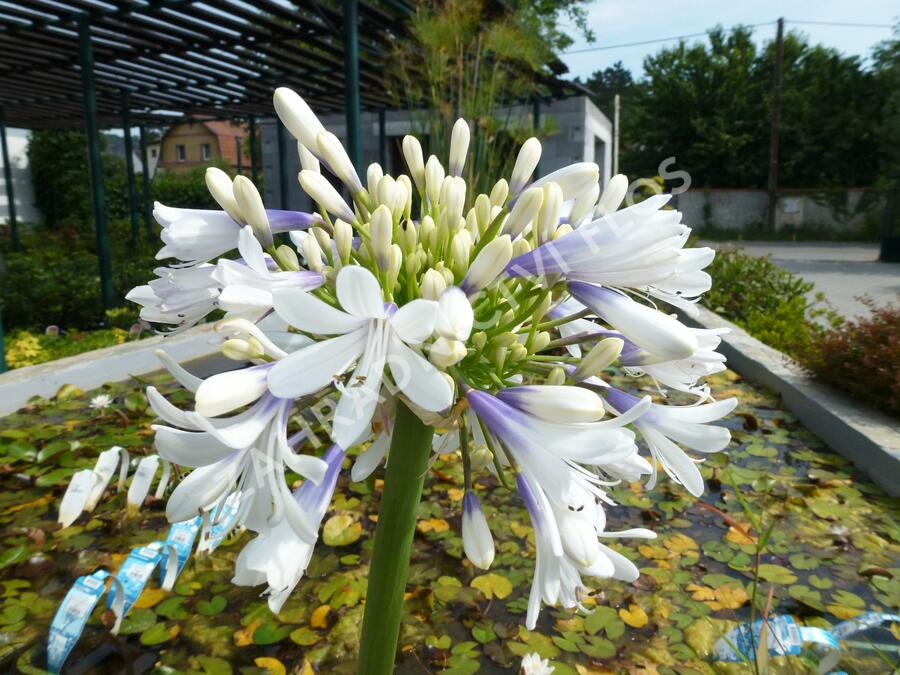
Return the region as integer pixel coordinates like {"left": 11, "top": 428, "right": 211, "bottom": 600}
{"left": 703, "top": 241, "right": 900, "bottom": 320}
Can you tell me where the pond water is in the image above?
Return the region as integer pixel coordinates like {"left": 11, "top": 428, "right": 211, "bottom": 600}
{"left": 0, "top": 369, "right": 897, "bottom": 674}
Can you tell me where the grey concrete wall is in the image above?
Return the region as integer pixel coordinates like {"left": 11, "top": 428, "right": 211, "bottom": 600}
{"left": 674, "top": 189, "right": 882, "bottom": 232}
{"left": 261, "top": 96, "right": 614, "bottom": 211}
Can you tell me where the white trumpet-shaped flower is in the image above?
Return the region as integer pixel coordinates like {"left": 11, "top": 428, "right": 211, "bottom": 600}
{"left": 604, "top": 387, "right": 736, "bottom": 496}
{"left": 269, "top": 266, "right": 453, "bottom": 448}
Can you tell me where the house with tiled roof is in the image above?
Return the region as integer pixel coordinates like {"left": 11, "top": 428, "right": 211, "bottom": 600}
{"left": 157, "top": 120, "right": 249, "bottom": 173}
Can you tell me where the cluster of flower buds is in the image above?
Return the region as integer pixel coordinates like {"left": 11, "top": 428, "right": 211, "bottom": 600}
{"left": 126, "top": 86, "right": 735, "bottom": 626}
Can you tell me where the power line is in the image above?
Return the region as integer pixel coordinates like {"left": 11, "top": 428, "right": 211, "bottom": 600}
{"left": 788, "top": 19, "right": 895, "bottom": 29}
{"left": 561, "top": 18, "right": 893, "bottom": 56}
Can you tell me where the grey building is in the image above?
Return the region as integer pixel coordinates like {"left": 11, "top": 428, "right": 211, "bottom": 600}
{"left": 261, "top": 96, "right": 613, "bottom": 212}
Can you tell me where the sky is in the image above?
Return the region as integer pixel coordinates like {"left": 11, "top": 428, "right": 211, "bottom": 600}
{"left": 559, "top": 0, "right": 898, "bottom": 81}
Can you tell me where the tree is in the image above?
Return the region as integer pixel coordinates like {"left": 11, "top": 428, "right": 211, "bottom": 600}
{"left": 589, "top": 26, "right": 890, "bottom": 189}
{"left": 580, "top": 61, "right": 633, "bottom": 117}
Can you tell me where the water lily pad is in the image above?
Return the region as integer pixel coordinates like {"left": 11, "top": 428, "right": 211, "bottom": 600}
{"left": 471, "top": 573, "right": 513, "bottom": 600}
{"left": 322, "top": 514, "right": 362, "bottom": 546}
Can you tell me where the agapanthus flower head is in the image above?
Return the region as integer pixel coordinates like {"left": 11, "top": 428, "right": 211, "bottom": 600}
{"left": 127, "top": 86, "right": 734, "bottom": 630}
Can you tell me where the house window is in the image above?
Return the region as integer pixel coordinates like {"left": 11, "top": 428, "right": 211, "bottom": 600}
{"left": 175, "top": 144, "right": 186, "bottom": 162}
{"left": 201, "top": 143, "right": 211, "bottom": 161}
{"left": 151, "top": 148, "right": 157, "bottom": 158}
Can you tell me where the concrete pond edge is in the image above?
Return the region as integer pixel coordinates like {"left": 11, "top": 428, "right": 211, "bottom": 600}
{"left": 1, "top": 307, "right": 897, "bottom": 497}
{"left": 682, "top": 305, "right": 899, "bottom": 497}
{"left": 0, "top": 323, "right": 229, "bottom": 417}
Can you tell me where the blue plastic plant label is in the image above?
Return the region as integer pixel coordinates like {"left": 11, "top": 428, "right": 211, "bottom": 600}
{"left": 46, "top": 570, "right": 123, "bottom": 673}
{"left": 106, "top": 543, "right": 164, "bottom": 618}
{"left": 160, "top": 516, "right": 202, "bottom": 582}
{"left": 713, "top": 615, "right": 804, "bottom": 662}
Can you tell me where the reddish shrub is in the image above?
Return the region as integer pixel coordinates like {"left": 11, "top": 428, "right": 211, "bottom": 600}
{"left": 802, "top": 301, "right": 900, "bottom": 420}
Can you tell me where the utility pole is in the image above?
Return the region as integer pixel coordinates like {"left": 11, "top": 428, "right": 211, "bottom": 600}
{"left": 767, "top": 17, "right": 784, "bottom": 230}
{"left": 613, "top": 94, "right": 621, "bottom": 176}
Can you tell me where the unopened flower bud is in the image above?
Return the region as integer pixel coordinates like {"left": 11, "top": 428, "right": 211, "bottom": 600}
{"left": 508, "top": 341, "right": 528, "bottom": 362}
{"left": 299, "top": 170, "right": 355, "bottom": 223}
{"left": 273, "top": 87, "right": 325, "bottom": 154}
{"left": 491, "top": 332, "right": 517, "bottom": 348}
{"left": 474, "top": 194, "right": 492, "bottom": 233}
{"left": 569, "top": 182, "right": 600, "bottom": 226}
{"left": 460, "top": 235, "right": 512, "bottom": 295}
{"left": 429, "top": 336, "right": 467, "bottom": 368}
{"left": 512, "top": 238, "right": 532, "bottom": 257}
{"left": 367, "top": 162, "right": 383, "bottom": 197}
{"left": 537, "top": 182, "right": 562, "bottom": 244}
{"left": 509, "top": 137, "right": 542, "bottom": 195}
{"left": 546, "top": 366, "right": 567, "bottom": 385}
{"left": 222, "top": 337, "right": 263, "bottom": 361}
{"left": 421, "top": 268, "right": 448, "bottom": 301}
{"left": 232, "top": 175, "right": 273, "bottom": 249}
{"left": 206, "top": 168, "right": 244, "bottom": 224}
{"left": 376, "top": 174, "right": 395, "bottom": 210}
{"left": 503, "top": 187, "right": 542, "bottom": 239}
{"left": 532, "top": 331, "right": 551, "bottom": 352}
{"left": 492, "top": 346, "right": 508, "bottom": 369}
{"left": 489, "top": 178, "right": 509, "bottom": 207}
{"left": 316, "top": 131, "right": 363, "bottom": 195}
{"left": 275, "top": 244, "right": 300, "bottom": 271}
{"left": 302, "top": 233, "right": 324, "bottom": 272}
{"left": 334, "top": 219, "right": 353, "bottom": 265}
{"left": 462, "top": 492, "right": 494, "bottom": 569}
{"left": 596, "top": 173, "right": 628, "bottom": 217}
{"left": 553, "top": 223, "right": 573, "bottom": 240}
{"left": 449, "top": 118, "right": 470, "bottom": 177}
{"left": 470, "top": 447, "right": 493, "bottom": 471}
{"left": 298, "top": 142, "right": 320, "bottom": 173}
{"left": 425, "top": 155, "right": 445, "bottom": 208}
{"left": 387, "top": 244, "right": 403, "bottom": 289}
{"left": 419, "top": 215, "right": 436, "bottom": 251}
{"left": 397, "top": 175, "right": 413, "bottom": 219}
{"left": 450, "top": 230, "right": 473, "bottom": 277}
{"left": 571, "top": 337, "right": 624, "bottom": 382}
{"left": 402, "top": 135, "right": 426, "bottom": 193}
{"left": 370, "top": 205, "right": 393, "bottom": 270}
{"left": 471, "top": 332, "right": 487, "bottom": 351}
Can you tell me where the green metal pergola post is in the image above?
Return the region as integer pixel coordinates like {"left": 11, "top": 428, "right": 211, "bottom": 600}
{"left": 78, "top": 17, "right": 114, "bottom": 310}
{"left": 0, "top": 107, "right": 20, "bottom": 251}
{"left": 343, "top": 0, "right": 361, "bottom": 173}
{"left": 378, "top": 108, "right": 387, "bottom": 171}
{"left": 139, "top": 125, "right": 153, "bottom": 240}
{"left": 248, "top": 115, "right": 259, "bottom": 185}
{"left": 236, "top": 135, "right": 243, "bottom": 175}
{"left": 121, "top": 91, "right": 139, "bottom": 244}
{"left": 277, "top": 120, "right": 289, "bottom": 209}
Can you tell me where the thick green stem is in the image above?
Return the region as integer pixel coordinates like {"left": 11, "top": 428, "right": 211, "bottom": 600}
{"left": 358, "top": 402, "right": 434, "bottom": 674}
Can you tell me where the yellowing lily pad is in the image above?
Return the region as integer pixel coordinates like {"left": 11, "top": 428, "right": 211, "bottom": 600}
{"left": 322, "top": 514, "right": 362, "bottom": 546}
{"left": 471, "top": 573, "right": 513, "bottom": 600}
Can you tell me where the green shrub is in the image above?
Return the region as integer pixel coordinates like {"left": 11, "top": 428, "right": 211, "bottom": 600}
{"left": 0, "top": 220, "right": 157, "bottom": 331}
{"left": 151, "top": 160, "right": 233, "bottom": 209}
{"left": 702, "top": 246, "right": 841, "bottom": 356}
{"left": 4, "top": 327, "right": 134, "bottom": 369}
{"left": 801, "top": 302, "right": 900, "bottom": 419}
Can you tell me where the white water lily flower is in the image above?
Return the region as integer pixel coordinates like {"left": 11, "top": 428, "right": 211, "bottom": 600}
{"left": 520, "top": 652, "right": 555, "bottom": 675}
{"left": 605, "top": 387, "right": 737, "bottom": 496}
{"left": 269, "top": 266, "right": 453, "bottom": 448}
{"left": 89, "top": 394, "right": 113, "bottom": 412}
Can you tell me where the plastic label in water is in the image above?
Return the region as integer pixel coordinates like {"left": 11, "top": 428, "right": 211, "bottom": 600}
{"left": 46, "top": 570, "right": 123, "bottom": 673}
{"left": 160, "top": 517, "right": 202, "bottom": 583}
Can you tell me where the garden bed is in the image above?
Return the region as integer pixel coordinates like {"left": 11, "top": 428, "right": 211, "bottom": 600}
{"left": 0, "top": 369, "right": 897, "bottom": 673}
